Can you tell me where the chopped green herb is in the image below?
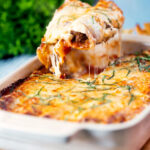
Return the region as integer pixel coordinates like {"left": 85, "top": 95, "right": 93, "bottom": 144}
{"left": 17, "top": 88, "right": 62, "bottom": 103}
{"left": 128, "top": 94, "right": 135, "bottom": 105}
{"left": 30, "top": 74, "right": 63, "bottom": 84}
{"left": 36, "top": 87, "right": 44, "bottom": 96}
{"left": 77, "top": 107, "right": 84, "bottom": 113}
{"left": 120, "top": 68, "right": 131, "bottom": 77}
{"left": 73, "top": 89, "right": 96, "bottom": 93}
{"left": 116, "top": 20, "right": 120, "bottom": 28}
{"left": 28, "top": 81, "right": 55, "bottom": 85}
{"left": 143, "top": 65, "right": 150, "bottom": 72}
{"left": 101, "top": 12, "right": 112, "bottom": 23}
{"left": 91, "top": 16, "right": 94, "bottom": 24}
{"left": 71, "top": 100, "right": 78, "bottom": 104}
{"left": 126, "top": 69, "right": 131, "bottom": 77}
{"left": 94, "top": 10, "right": 112, "bottom": 24}
{"left": 139, "top": 57, "right": 150, "bottom": 61}
{"left": 77, "top": 78, "right": 96, "bottom": 89}
{"left": 135, "top": 56, "right": 142, "bottom": 71}
{"left": 40, "top": 75, "right": 61, "bottom": 81}
{"left": 109, "top": 59, "right": 119, "bottom": 66}
{"left": 102, "top": 75, "right": 107, "bottom": 84}
{"left": 90, "top": 105, "right": 99, "bottom": 109}
{"left": 135, "top": 51, "right": 141, "bottom": 56}
{"left": 98, "top": 83, "right": 118, "bottom": 86}
{"left": 85, "top": 93, "right": 111, "bottom": 104}
{"left": 101, "top": 93, "right": 111, "bottom": 103}
{"left": 135, "top": 56, "right": 150, "bottom": 72}
{"left": 126, "top": 85, "right": 135, "bottom": 105}
{"left": 107, "top": 70, "right": 115, "bottom": 80}
{"left": 64, "top": 86, "right": 76, "bottom": 92}
{"left": 102, "top": 70, "right": 115, "bottom": 84}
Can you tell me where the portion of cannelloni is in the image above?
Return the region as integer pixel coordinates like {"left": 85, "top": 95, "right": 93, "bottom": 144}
{"left": 37, "top": 0, "right": 124, "bottom": 78}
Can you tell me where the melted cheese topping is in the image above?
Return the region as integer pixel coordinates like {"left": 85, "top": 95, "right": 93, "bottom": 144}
{"left": 1, "top": 50, "right": 150, "bottom": 124}
{"left": 37, "top": 0, "right": 124, "bottom": 77}
{"left": 45, "top": 0, "right": 124, "bottom": 46}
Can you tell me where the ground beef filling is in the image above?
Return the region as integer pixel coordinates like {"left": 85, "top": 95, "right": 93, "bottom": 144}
{"left": 70, "top": 31, "right": 89, "bottom": 48}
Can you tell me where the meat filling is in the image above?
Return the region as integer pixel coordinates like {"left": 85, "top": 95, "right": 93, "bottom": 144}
{"left": 70, "top": 31, "right": 88, "bottom": 47}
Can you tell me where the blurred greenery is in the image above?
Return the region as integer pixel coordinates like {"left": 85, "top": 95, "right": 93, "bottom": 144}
{"left": 0, "top": 0, "right": 94, "bottom": 59}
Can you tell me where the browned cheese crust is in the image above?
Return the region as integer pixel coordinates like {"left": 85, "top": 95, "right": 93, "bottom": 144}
{"left": 0, "top": 50, "right": 150, "bottom": 124}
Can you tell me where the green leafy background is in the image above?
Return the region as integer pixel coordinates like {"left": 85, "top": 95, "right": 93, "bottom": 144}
{"left": 0, "top": 0, "right": 93, "bottom": 59}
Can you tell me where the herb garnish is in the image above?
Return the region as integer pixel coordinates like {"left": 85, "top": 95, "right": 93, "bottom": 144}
{"left": 109, "top": 59, "right": 119, "bottom": 66}
{"left": 101, "top": 12, "right": 112, "bottom": 23}
{"left": 128, "top": 94, "right": 135, "bottom": 105}
{"left": 17, "top": 87, "right": 44, "bottom": 99}
{"left": 94, "top": 9, "right": 112, "bottom": 23}
{"left": 135, "top": 56, "right": 150, "bottom": 72}
{"left": 120, "top": 68, "right": 131, "bottom": 77}
{"left": 17, "top": 87, "right": 62, "bottom": 104}
{"left": 77, "top": 106, "right": 84, "bottom": 113}
{"left": 102, "top": 75, "right": 107, "bottom": 84}
{"left": 135, "top": 56, "right": 142, "bottom": 71}
{"left": 126, "top": 85, "right": 135, "bottom": 105}
{"left": 73, "top": 87, "right": 115, "bottom": 93}
{"left": 101, "top": 93, "right": 111, "bottom": 103}
{"left": 91, "top": 16, "right": 94, "bottom": 24}
{"left": 108, "top": 70, "right": 115, "bottom": 80}
{"left": 85, "top": 93, "right": 111, "bottom": 103}
{"left": 28, "top": 81, "right": 56, "bottom": 85}
{"left": 30, "top": 74, "right": 63, "bottom": 83}
{"left": 102, "top": 70, "right": 115, "bottom": 84}
{"left": 116, "top": 20, "right": 120, "bottom": 28}
{"left": 77, "top": 78, "right": 96, "bottom": 89}
{"left": 126, "top": 69, "right": 131, "bottom": 77}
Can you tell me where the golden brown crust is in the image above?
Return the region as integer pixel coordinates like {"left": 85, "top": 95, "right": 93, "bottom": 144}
{"left": 1, "top": 50, "right": 150, "bottom": 124}
{"left": 37, "top": 43, "right": 51, "bottom": 69}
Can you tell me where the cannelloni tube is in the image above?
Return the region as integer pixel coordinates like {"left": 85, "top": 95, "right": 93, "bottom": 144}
{"left": 37, "top": 0, "right": 124, "bottom": 77}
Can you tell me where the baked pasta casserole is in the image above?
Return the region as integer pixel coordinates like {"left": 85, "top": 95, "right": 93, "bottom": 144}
{"left": 1, "top": 50, "right": 150, "bottom": 124}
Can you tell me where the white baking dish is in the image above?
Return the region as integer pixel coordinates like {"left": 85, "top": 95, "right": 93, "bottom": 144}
{"left": 0, "top": 34, "right": 150, "bottom": 150}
